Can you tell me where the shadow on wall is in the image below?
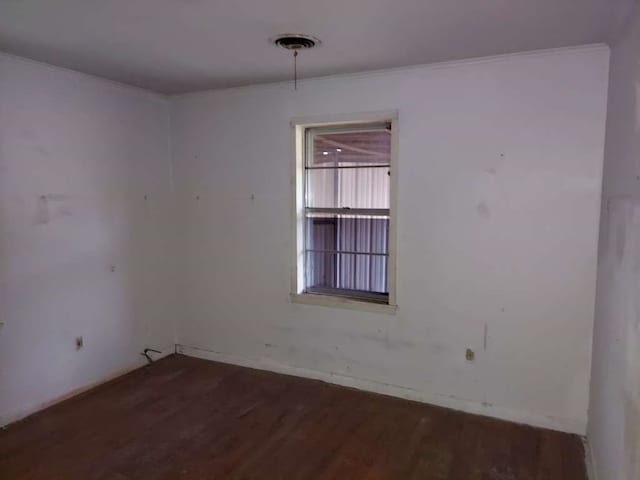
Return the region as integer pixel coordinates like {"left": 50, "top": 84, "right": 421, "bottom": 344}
{"left": 619, "top": 52, "right": 640, "bottom": 480}
{"left": 605, "top": 197, "right": 640, "bottom": 480}
{"left": 595, "top": 17, "right": 640, "bottom": 476}
{"left": 629, "top": 68, "right": 640, "bottom": 478}
{"left": 0, "top": 181, "right": 7, "bottom": 407}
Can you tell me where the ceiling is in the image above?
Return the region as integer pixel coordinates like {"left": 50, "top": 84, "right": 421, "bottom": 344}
{"left": 0, "top": 0, "right": 633, "bottom": 94}
{"left": 314, "top": 131, "right": 390, "bottom": 165}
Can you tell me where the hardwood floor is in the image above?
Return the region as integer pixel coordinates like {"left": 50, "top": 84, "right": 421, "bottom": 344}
{"left": 0, "top": 354, "right": 587, "bottom": 479}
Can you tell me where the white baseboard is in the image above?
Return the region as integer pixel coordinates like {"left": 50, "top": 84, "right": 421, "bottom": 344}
{"left": 0, "top": 346, "right": 174, "bottom": 428}
{"left": 2, "top": 343, "right": 587, "bottom": 438}
{"left": 177, "top": 344, "right": 586, "bottom": 435}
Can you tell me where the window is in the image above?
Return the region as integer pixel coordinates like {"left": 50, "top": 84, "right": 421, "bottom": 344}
{"left": 292, "top": 114, "right": 397, "bottom": 311}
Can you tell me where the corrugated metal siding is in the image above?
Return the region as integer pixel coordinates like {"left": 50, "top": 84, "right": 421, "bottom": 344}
{"left": 305, "top": 127, "right": 391, "bottom": 295}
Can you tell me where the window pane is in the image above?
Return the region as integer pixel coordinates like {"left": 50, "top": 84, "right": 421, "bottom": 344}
{"left": 303, "top": 124, "right": 392, "bottom": 301}
{"left": 306, "top": 166, "right": 390, "bottom": 209}
{"left": 309, "top": 129, "right": 391, "bottom": 167}
{"left": 305, "top": 215, "right": 389, "bottom": 254}
{"left": 305, "top": 251, "right": 388, "bottom": 294}
{"left": 305, "top": 215, "right": 389, "bottom": 294}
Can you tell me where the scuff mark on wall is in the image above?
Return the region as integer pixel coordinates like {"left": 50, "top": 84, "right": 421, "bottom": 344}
{"left": 359, "top": 332, "right": 415, "bottom": 350}
{"left": 35, "top": 194, "right": 73, "bottom": 225}
{"left": 481, "top": 152, "right": 505, "bottom": 176}
{"left": 483, "top": 324, "right": 488, "bottom": 351}
{"left": 476, "top": 201, "right": 491, "bottom": 218}
{"left": 36, "top": 195, "right": 49, "bottom": 224}
{"left": 18, "top": 127, "right": 52, "bottom": 158}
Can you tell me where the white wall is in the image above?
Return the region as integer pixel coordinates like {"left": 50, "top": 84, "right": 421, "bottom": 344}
{"left": 589, "top": 5, "right": 640, "bottom": 479}
{"left": 0, "top": 44, "right": 610, "bottom": 437}
{"left": 0, "top": 54, "right": 176, "bottom": 426}
{"left": 170, "top": 46, "right": 609, "bottom": 434}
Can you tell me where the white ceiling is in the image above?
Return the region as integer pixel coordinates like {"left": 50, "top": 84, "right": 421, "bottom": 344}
{"left": 0, "top": 0, "right": 633, "bottom": 94}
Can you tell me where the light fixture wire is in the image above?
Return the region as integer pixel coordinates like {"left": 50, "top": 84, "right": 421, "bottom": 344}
{"left": 294, "top": 50, "right": 298, "bottom": 90}
{"left": 272, "top": 34, "right": 320, "bottom": 90}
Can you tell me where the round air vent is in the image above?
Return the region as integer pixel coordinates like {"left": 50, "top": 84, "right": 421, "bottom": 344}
{"left": 273, "top": 34, "right": 320, "bottom": 51}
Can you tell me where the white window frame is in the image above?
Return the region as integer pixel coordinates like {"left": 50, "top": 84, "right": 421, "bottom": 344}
{"left": 290, "top": 111, "right": 398, "bottom": 314}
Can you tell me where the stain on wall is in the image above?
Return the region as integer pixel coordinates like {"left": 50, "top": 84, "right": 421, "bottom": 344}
{"left": 476, "top": 201, "right": 491, "bottom": 218}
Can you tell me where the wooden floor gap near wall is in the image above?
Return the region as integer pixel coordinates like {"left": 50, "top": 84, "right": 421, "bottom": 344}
{"left": 0, "top": 354, "right": 588, "bottom": 480}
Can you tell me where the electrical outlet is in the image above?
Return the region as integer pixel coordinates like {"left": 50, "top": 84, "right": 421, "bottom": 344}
{"left": 75, "top": 336, "right": 83, "bottom": 350}
{"left": 465, "top": 348, "right": 475, "bottom": 362}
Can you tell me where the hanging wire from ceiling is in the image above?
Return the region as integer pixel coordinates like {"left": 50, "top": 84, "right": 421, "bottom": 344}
{"left": 272, "top": 34, "right": 320, "bottom": 90}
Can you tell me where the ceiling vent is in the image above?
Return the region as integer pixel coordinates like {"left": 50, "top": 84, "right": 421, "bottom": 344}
{"left": 272, "top": 34, "right": 320, "bottom": 89}
{"left": 272, "top": 34, "right": 320, "bottom": 51}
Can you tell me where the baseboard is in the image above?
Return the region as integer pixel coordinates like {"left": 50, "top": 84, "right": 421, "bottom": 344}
{"left": 0, "top": 346, "right": 174, "bottom": 428}
{"left": 177, "top": 344, "right": 586, "bottom": 435}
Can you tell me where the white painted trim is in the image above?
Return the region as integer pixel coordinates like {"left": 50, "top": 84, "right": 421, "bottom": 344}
{"left": 0, "top": 51, "right": 167, "bottom": 102}
{"left": 171, "top": 44, "right": 609, "bottom": 99}
{"left": 290, "top": 123, "right": 305, "bottom": 294}
{"left": 178, "top": 344, "right": 586, "bottom": 435}
{"left": 290, "top": 293, "right": 397, "bottom": 314}
{"left": 387, "top": 116, "right": 399, "bottom": 306}
{"left": 290, "top": 111, "right": 399, "bottom": 311}
{"left": 0, "top": 347, "right": 174, "bottom": 428}
{"left": 290, "top": 110, "right": 399, "bottom": 129}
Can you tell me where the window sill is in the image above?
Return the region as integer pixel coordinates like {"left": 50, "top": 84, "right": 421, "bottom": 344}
{"left": 290, "top": 293, "right": 398, "bottom": 315}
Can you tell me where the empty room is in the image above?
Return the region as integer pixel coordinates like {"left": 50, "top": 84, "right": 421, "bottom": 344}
{"left": 0, "top": 1, "right": 638, "bottom": 479}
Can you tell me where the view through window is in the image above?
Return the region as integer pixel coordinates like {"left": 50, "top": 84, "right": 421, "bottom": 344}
{"left": 304, "top": 122, "right": 391, "bottom": 303}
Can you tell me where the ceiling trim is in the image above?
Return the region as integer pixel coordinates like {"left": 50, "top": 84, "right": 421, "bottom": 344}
{"left": 0, "top": 50, "right": 168, "bottom": 102}
{"left": 171, "top": 43, "right": 609, "bottom": 99}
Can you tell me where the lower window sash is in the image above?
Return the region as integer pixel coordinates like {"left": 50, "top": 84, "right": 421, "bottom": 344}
{"left": 304, "top": 286, "right": 389, "bottom": 304}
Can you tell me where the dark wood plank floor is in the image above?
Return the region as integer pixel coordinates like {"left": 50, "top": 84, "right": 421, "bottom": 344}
{"left": 0, "top": 354, "right": 587, "bottom": 480}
